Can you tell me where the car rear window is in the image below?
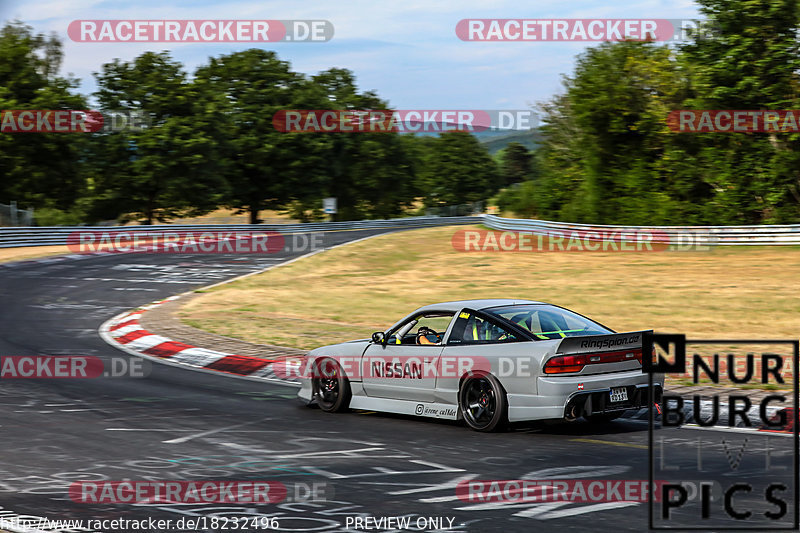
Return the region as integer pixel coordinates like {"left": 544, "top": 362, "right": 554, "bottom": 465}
{"left": 486, "top": 304, "right": 613, "bottom": 340}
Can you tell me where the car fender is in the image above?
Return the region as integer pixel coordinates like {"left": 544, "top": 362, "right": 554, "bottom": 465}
{"left": 303, "top": 340, "right": 372, "bottom": 382}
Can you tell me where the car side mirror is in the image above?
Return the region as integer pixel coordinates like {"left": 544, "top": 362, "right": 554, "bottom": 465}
{"left": 371, "top": 331, "right": 386, "bottom": 344}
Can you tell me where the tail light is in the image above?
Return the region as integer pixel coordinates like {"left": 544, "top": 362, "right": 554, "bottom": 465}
{"left": 543, "top": 349, "right": 643, "bottom": 374}
{"left": 543, "top": 354, "right": 587, "bottom": 374}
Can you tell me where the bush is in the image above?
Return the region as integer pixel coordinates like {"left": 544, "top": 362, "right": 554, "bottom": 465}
{"left": 494, "top": 181, "right": 540, "bottom": 218}
{"left": 33, "top": 207, "right": 85, "bottom": 226}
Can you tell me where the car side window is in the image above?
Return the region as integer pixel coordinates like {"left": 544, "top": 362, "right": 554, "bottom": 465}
{"left": 518, "top": 310, "right": 586, "bottom": 339}
{"left": 448, "top": 310, "right": 519, "bottom": 345}
{"left": 386, "top": 313, "right": 455, "bottom": 345}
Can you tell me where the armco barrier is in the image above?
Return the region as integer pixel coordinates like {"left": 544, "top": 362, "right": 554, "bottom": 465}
{"left": 0, "top": 216, "right": 477, "bottom": 248}
{"left": 2, "top": 214, "right": 800, "bottom": 248}
{"left": 482, "top": 215, "right": 800, "bottom": 246}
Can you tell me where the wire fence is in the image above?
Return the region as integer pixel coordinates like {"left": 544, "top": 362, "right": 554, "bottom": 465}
{"left": 0, "top": 202, "right": 34, "bottom": 227}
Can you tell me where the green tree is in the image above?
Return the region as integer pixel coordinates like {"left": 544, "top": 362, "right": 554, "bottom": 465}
{"left": 311, "top": 68, "right": 416, "bottom": 220}
{"left": 0, "top": 21, "right": 88, "bottom": 216}
{"left": 677, "top": 0, "right": 800, "bottom": 223}
{"left": 195, "top": 49, "right": 327, "bottom": 224}
{"left": 416, "top": 131, "right": 499, "bottom": 207}
{"left": 534, "top": 41, "right": 696, "bottom": 224}
{"left": 90, "top": 51, "right": 227, "bottom": 224}
{"left": 528, "top": 1, "right": 800, "bottom": 225}
{"left": 497, "top": 142, "right": 535, "bottom": 186}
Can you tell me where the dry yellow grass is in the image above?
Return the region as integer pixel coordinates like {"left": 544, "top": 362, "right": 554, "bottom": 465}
{"left": 179, "top": 225, "right": 800, "bottom": 350}
{"left": 0, "top": 245, "right": 71, "bottom": 264}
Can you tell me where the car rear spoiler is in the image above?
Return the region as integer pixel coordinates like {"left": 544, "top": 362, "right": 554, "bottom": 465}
{"left": 556, "top": 330, "right": 652, "bottom": 354}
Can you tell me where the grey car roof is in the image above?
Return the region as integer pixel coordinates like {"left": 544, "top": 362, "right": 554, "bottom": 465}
{"left": 412, "top": 299, "right": 547, "bottom": 313}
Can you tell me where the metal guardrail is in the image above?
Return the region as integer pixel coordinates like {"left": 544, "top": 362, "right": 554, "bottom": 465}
{"left": 0, "top": 216, "right": 478, "bottom": 248}
{"left": 481, "top": 215, "right": 800, "bottom": 246}
{"left": 3, "top": 214, "right": 800, "bottom": 247}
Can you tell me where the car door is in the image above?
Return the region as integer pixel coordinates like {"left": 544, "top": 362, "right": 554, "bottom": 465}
{"left": 436, "top": 309, "right": 528, "bottom": 401}
{"left": 361, "top": 311, "right": 456, "bottom": 402}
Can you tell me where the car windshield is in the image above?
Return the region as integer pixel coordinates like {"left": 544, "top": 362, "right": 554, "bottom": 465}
{"left": 485, "top": 304, "right": 613, "bottom": 340}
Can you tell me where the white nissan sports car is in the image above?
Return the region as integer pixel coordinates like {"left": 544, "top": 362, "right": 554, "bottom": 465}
{"left": 297, "top": 299, "right": 662, "bottom": 431}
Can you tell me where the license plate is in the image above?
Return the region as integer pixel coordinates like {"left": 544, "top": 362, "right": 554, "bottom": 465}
{"left": 609, "top": 387, "right": 628, "bottom": 402}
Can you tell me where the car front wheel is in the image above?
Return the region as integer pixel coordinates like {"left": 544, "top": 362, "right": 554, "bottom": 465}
{"left": 459, "top": 373, "right": 507, "bottom": 432}
{"left": 313, "top": 358, "right": 351, "bottom": 413}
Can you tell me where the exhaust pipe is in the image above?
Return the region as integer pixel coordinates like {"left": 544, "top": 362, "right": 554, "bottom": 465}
{"left": 565, "top": 397, "right": 585, "bottom": 421}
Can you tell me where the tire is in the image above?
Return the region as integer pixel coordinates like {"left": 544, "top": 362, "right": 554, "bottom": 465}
{"left": 459, "top": 373, "right": 507, "bottom": 432}
{"left": 312, "top": 358, "right": 351, "bottom": 413}
{"left": 586, "top": 412, "right": 624, "bottom": 423}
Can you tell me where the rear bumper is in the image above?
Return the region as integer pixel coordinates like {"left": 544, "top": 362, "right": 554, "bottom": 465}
{"left": 506, "top": 369, "right": 662, "bottom": 422}
{"left": 564, "top": 383, "right": 663, "bottom": 419}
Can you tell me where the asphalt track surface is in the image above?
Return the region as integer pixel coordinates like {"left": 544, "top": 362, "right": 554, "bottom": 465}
{"left": 0, "top": 227, "right": 795, "bottom": 532}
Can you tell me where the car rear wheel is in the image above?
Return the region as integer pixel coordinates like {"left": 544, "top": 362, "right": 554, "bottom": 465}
{"left": 313, "top": 358, "right": 351, "bottom": 413}
{"left": 459, "top": 374, "right": 507, "bottom": 432}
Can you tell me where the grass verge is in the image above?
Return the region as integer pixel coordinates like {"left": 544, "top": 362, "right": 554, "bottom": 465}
{"left": 0, "top": 245, "right": 72, "bottom": 264}
{"left": 178, "top": 225, "right": 800, "bottom": 352}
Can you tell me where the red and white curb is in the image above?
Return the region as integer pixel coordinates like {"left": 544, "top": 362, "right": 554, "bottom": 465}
{"left": 99, "top": 296, "right": 302, "bottom": 387}
{"left": 97, "top": 231, "right": 409, "bottom": 388}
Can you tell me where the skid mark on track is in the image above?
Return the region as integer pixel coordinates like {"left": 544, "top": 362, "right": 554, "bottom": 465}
{"left": 162, "top": 416, "right": 272, "bottom": 444}
{"left": 530, "top": 501, "right": 640, "bottom": 519}
{"left": 570, "top": 438, "right": 648, "bottom": 449}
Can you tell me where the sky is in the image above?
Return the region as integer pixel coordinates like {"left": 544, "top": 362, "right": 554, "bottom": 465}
{"left": 1, "top": 0, "right": 700, "bottom": 113}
